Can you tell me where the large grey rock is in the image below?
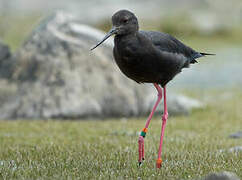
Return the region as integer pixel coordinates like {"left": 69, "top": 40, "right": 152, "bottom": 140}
{"left": 0, "top": 12, "right": 203, "bottom": 119}
{"left": 202, "top": 171, "right": 240, "bottom": 180}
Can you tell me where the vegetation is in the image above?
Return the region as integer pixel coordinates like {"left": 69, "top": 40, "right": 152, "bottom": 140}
{"left": 0, "top": 11, "right": 241, "bottom": 180}
{"left": 0, "top": 90, "right": 241, "bottom": 179}
{"left": 0, "top": 14, "right": 42, "bottom": 51}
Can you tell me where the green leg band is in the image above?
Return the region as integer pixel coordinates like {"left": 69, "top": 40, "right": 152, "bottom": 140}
{"left": 140, "top": 131, "right": 146, "bottom": 137}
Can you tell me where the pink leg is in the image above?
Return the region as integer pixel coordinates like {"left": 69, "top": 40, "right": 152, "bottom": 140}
{"left": 138, "top": 83, "right": 162, "bottom": 166}
{"left": 156, "top": 86, "right": 168, "bottom": 168}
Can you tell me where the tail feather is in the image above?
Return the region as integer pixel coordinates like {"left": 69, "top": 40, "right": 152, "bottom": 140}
{"left": 190, "top": 52, "right": 215, "bottom": 64}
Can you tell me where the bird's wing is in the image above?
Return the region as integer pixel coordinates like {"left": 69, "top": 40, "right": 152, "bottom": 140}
{"left": 139, "top": 31, "right": 202, "bottom": 64}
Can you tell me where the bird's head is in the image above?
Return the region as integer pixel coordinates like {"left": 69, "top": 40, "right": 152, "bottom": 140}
{"left": 111, "top": 10, "right": 139, "bottom": 35}
{"left": 91, "top": 10, "right": 139, "bottom": 50}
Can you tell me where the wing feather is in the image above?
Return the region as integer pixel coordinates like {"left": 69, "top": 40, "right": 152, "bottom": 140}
{"left": 140, "top": 31, "right": 200, "bottom": 64}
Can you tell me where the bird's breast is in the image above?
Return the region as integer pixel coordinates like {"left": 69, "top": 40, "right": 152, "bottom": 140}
{"left": 113, "top": 44, "right": 138, "bottom": 67}
{"left": 115, "top": 39, "right": 139, "bottom": 58}
{"left": 113, "top": 45, "right": 154, "bottom": 84}
{"left": 112, "top": 35, "right": 166, "bottom": 84}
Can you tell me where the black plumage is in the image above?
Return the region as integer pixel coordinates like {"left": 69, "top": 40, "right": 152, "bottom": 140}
{"left": 91, "top": 10, "right": 214, "bottom": 87}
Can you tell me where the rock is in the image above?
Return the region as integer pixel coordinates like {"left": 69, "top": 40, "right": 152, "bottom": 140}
{"left": 202, "top": 171, "right": 240, "bottom": 180}
{"left": 228, "top": 146, "right": 242, "bottom": 153}
{"left": 0, "top": 42, "right": 18, "bottom": 108}
{"left": 0, "top": 79, "right": 17, "bottom": 109}
{"left": 0, "top": 41, "right": 11, "bottom": 61}
{"left": 219, "top": 146, "right": 242, "bottom": 153}
{"left": 145, "top": 92, "right": 203, "bottom": 116}
{"left": 229, "top": 131, "right": 242, "bottom": 139}
{"left": 0, "top": 41, "right": 15, "bottom": 78}
{"left": 0, "top": 12, "right": 204, "bottom": 119}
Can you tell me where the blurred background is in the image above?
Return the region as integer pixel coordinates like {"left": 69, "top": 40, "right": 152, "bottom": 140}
{"left": 1, "top": 0, "right": 242, "bottom": 49}
{"left": 0, "top": 0, "right": 242, "bottom": 119}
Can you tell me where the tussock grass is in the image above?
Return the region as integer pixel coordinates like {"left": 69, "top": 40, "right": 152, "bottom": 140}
{"left": 0, "top": 90, "right": 241, "bottom": 179}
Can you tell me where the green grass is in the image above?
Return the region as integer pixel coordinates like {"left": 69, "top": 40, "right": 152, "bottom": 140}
{"left": 0, "top": 90, "right": 241, "bottom": 179}
{"left": 0, "top": 14, "right": 42, "bottom": 51}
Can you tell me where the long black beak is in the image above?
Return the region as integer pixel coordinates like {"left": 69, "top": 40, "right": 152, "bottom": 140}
{"left": 90, "top": 27, "right": 117, "bottom": 50}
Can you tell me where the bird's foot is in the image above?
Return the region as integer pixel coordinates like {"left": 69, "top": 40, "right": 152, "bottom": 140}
{"left": 156, "top": 158, "right": 162, "bottom": 168}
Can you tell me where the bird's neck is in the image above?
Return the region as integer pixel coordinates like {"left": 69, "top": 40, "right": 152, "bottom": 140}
{"left": 114, "top": 32, "right": 138, "bottom": 44}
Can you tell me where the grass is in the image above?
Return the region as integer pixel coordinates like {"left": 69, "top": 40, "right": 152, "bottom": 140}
{"left": 0, "top": 90, "right": 241, "bottom": 179}
{"left": 0, "top": 14, "right": 42, "bottom": 51}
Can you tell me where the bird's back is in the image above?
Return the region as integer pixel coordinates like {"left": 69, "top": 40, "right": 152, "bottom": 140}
{"left": 113, "top": 31, "right": 206, "bottom": 86}
{"left": 140, "top": 31, "right": 203, "bottom": 65}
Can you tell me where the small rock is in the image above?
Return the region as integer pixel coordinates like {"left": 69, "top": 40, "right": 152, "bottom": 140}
{"left": 228, "top": 146, "right": 242, "bottom": 153}
{"left": 229, "top": 131, "right": 242, "bottom": 139}
{"left": 219, "top": 146, "right": 242, "bottom": 153}
{"left": 202, "top": 171, "right": 240, "bottom": 180}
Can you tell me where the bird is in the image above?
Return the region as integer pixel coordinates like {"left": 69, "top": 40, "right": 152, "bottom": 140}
{"left": 91, "top": 9, "right": 214, "bottom": 168}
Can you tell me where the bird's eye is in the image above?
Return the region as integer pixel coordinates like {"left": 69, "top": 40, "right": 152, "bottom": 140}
{"left": 122, "top": 19, "right": 128, "bottom": 23}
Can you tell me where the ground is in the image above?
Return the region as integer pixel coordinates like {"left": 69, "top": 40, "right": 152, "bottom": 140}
{"left": 0, "top": 90, "right": 241, "bottom": 179}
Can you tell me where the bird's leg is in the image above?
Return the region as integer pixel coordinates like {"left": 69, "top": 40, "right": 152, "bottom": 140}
{"left": 156, "top": 86, "right": 168, "bottom": 168}
{"left": 138, "top": 83, "right": 162, "bottom": 166}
